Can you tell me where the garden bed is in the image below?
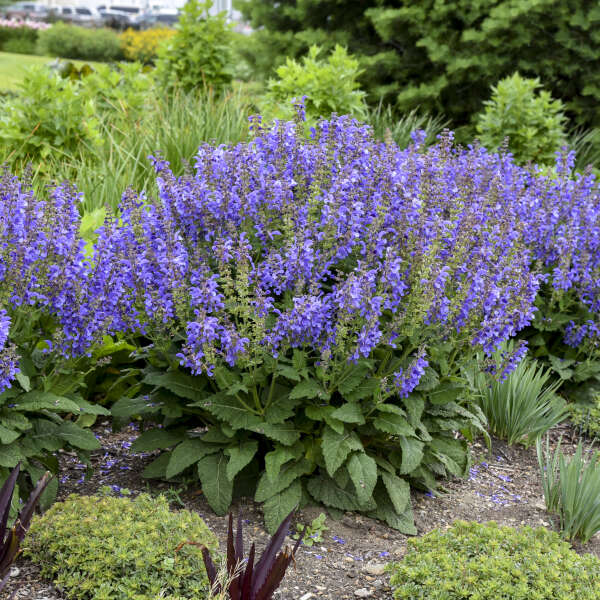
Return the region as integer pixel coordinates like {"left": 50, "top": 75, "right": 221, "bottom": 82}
{"left": 5, "top": 421, "right": 598, "bottom": 600}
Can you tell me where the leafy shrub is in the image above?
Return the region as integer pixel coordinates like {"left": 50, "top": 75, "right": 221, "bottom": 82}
{"left": 240, "top": 1, "right": 600, "bottom": 131}
{"left": 0, "top": 63, "right": 152, "bottom": 164}
{"left": 120, "top": 26, "right": 175, "bottom": 64}
{"left": 537, "top": 436, "right": 600, "bottom": 543}
{"left": 37, "top": 23, "right": 124, "bottom": 62}
{"left": 155, "top": 0, "right": 234, "bottom": 93}
{"left": 0, "top": 19, "right": 46, "bottom": 53}
{"left": 568, "top": 394, "right": 600, "bottom": 439}
{"left": 475, "top": 345, "right": 566, "bottom": 446}
{"left": 25, "top": 492, "right": 218, "bottom": 599}
{"left": 263, "top": 45, "right": 367, "bottom": 124}
{"left": 101, "top": 117, "right": 543, "bottom": 533}
{"left": 0, "top": 171, "right": 122, "bottom": 502}
{"left": 386, "top": 520, "right": 600, "bottom": 599}
{"left": 515, "top": 153, "right": 600, "bottom": 395}
{"left": 475, "top": 73, "right": 567, "bottom": 165}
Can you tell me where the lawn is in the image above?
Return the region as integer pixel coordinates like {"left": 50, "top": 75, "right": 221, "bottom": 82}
{"left": 0, "top": 51, "right": 102, "bottom": 91}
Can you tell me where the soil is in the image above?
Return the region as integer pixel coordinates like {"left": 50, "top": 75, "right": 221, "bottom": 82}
{"left": 4, "top": 421, "right": 600, "bottom": 600}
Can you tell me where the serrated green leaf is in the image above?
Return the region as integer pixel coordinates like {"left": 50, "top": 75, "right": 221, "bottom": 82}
{"left": 0, "top": 425, "right": 19, "bottom": 445}
{"left": 15, "top": 391, "right": 80, "bottom": 413}
{"left": 196, "top": 393, "right": 263, "bottom": 430}
{"left": 73, "top": 398, "right": 111, "bottom": 416}
{"left": 255, "top": 458, "right": 312, "bottom": 502}
{"left": 381, "top": 471, "right": 410, "bottom": 514}
{"left": 428, "top": 382, "right": 463, "bottom": 404}
{"left": 330, "top": 402, "right": 365, "bottom": 424}
{"left": 93, "top": 338, "right": 135, "bottom": 359}
{"left": 264, "top": 395, "right": 302, "bottom": 424}
{"left": 399, "top": 436, "right": 425, "bottom": 474}
{"left": 142, "top": 452, "right": 170, "bottom": 479}
{"left": 347, "top": 452, "right": 377, "bottom": 506}
{"left": 225, "top": 440, "right": 258, "bottom": 481}
{"left": 57, "top": 422, "right": 100, "bottom": 450}
{"left": 131, "top": 428, "right": 185, "bottom": 452}
{"left": 0, "top": 443, "right": 21, "bottom": 468}
{"left": 143, "top": 370, "right": 207, "bottom": 401}
{"left": 415, "top": 367, "right": 439, "bottom": 392}
{"left": 370, "top": 482, "right": 417, "bottom": 534}
{"left": 344, "top": 377, "right": 379, "bottom": 401}
{"left": 305, "top": 405, "right": 344, "bottom": 434}
{"left": 264, "top": 443, "right": 303, "bottom": 483}
{"left": 197, "top": 453, "right": 233, "bottom": 515}
{"left": 292, "top": 349, "right": 306, "bottom": 371}
{"left": 166, "top": 438, "right": 221, "bottom": 479}
{"left": 251, "top": 421, "right": 300, "bottom": 446}
{"left": 290, "top": 379, "right": 329, "bottom": 400}
{"left": 306, "top": 474, "right": 361, "bottom": 511}
{"left": 373, "top": 413, "right": 415, "bottom": 436}
{"left": 321, "top": 427, "right": 363, "bottom": 476}
{"left": 276, "top": 365, "right": 302, "bottom": 381}
{"left": 111, "top": 396, "right": 160, "bottom": 418}
{"left": 15, "top": 372, "right": 30, "bottom": 392}
{"left": 337, "top": 362, "right": 371, "bottom": 396}
{"left": 263, "top": 479, "right": 302, "bottom": 534}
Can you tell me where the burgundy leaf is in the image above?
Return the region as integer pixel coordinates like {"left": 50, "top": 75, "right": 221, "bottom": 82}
{"left": 227, "top": 512, "right": 236, "bottom": 576}
{"left": 252, "top": 510, "right": 295, "bottom": 596}
{"left": 0, "top": 464, "right": 20, "bottom": 543}
{"left": 241, "top": 543, "right": 255, "bottom": 600}
{"left": 14, "top": 472, "right": 51, "bottom": 542}
{"left": 235, "top": 511, "right": 244, "bottom": 563}
{"left": 254, "top": 550, "right": 293, "bottom": 600}
{"left": 201, "top": 545, "right": 219, "bottom": 589}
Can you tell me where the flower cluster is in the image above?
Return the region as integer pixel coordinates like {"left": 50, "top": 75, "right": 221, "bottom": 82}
{"left": 0, "top": 18, "right": 50, "bottom": 30}
{"left": 89, "top": 116, "right": 543, "bottom": 391}
{"left": 4, "top": 114, "right": 600, "bottom": 394}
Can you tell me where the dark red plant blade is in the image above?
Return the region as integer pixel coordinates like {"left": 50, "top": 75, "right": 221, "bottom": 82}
{"left": 201, "top": 545, "right": 219, "bottom": 589}
{"left": 227, "top": 512, "right": 237, "bottom": 576}
{"left": 0, "top": 531, "right": 20, "bottom": 577}
{"left": 252, "top": 510, "right": 295, "bottom": 596}
{"left": 235, "top": 511, "right": 244, "bottom": 563}
{"left": 241, "top": 543, "right": 255, "bottom": 600}
{"left": 0, "top": 464, "right": 20, "bottom": 542}
{"left": 254, "top": 550, "right": 293, "bottom": 600}
{"left": 15, "top": 471, "right": 51, "bottom": 541}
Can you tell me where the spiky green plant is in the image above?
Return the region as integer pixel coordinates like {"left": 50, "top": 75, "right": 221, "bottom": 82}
{"left": 476, "top": 351, "right": 566, "bottom": 446}
{"left": 537, "top": 436, "right": 600, "bottom": 543}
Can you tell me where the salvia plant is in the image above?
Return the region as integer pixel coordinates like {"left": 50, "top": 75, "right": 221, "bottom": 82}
{"left": 201, "top": 511, "right": 301, "bottom": 600}
{"left": 2, "top": 108, "right": 600, "bottom": 533}
{"left": 537, "top": 435, "right": 600, "bottom": 543}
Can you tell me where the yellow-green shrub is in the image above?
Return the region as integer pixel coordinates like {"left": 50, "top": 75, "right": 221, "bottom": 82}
{"left": 120, "top": 27, "right": 175, "bottom": 64}
{"left": 387, "top": 520, "right": 600, "bottom": 599}
{"left": 25, "top": 493, "right": 218, "bottom": 600}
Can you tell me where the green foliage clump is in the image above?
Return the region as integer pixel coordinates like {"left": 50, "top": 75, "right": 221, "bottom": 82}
{"left": 0, "top": 24, "right": 39, "bottom": 54}
{"left": 568, "top": 394, "right": 600, "bottom": 439}
{"left": 263, "top": 45, "right": 367, "bottom": 123}
{"left": 25, "top": 493, "right": 218, "bottom": 600}
{"left": 475, "top": 73, "right": 567, "bottom": 165}
{"left": 386, "top": 520, "right": 600, "bottom": 599}
{"left": 0, "top": 63, "right": 152, "bottom": 164}
{"left": 155, "top": 0, "right": 234, "bottom": 93}
{"left": 37, "top": 23, "right": 124, "bottom": 62}
{"left": 239, "top": 0, "right": 600, "bottom": 130}
{"left": 476, "top": 347, "right": 566, "bottom": 446}
{"left": 537, "top": 436, "right": 600, "bottom": 543}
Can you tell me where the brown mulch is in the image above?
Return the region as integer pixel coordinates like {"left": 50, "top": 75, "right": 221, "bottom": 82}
{"left": 4, "top": 421, "right": 599, "bottom": 600}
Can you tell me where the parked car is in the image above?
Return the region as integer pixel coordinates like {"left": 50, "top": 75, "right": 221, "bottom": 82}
{"left": 50, "top": 5, "right": 103, "bottom": 26}
{"left": 2, "top": 2, "right": 50, "bottom": 21}
{"left": 136, "top": 9, "right": 179, "bottom": 29}
{"left": 98, "top": 7, "right": 138, "bottom": 29}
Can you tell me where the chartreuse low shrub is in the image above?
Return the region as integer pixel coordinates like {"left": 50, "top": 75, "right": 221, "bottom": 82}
{"left": 24, "top": 493, "right": 218, "bottom": 600}
{"left": 386, "top": 521, "right": 600, "bottom": 599}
